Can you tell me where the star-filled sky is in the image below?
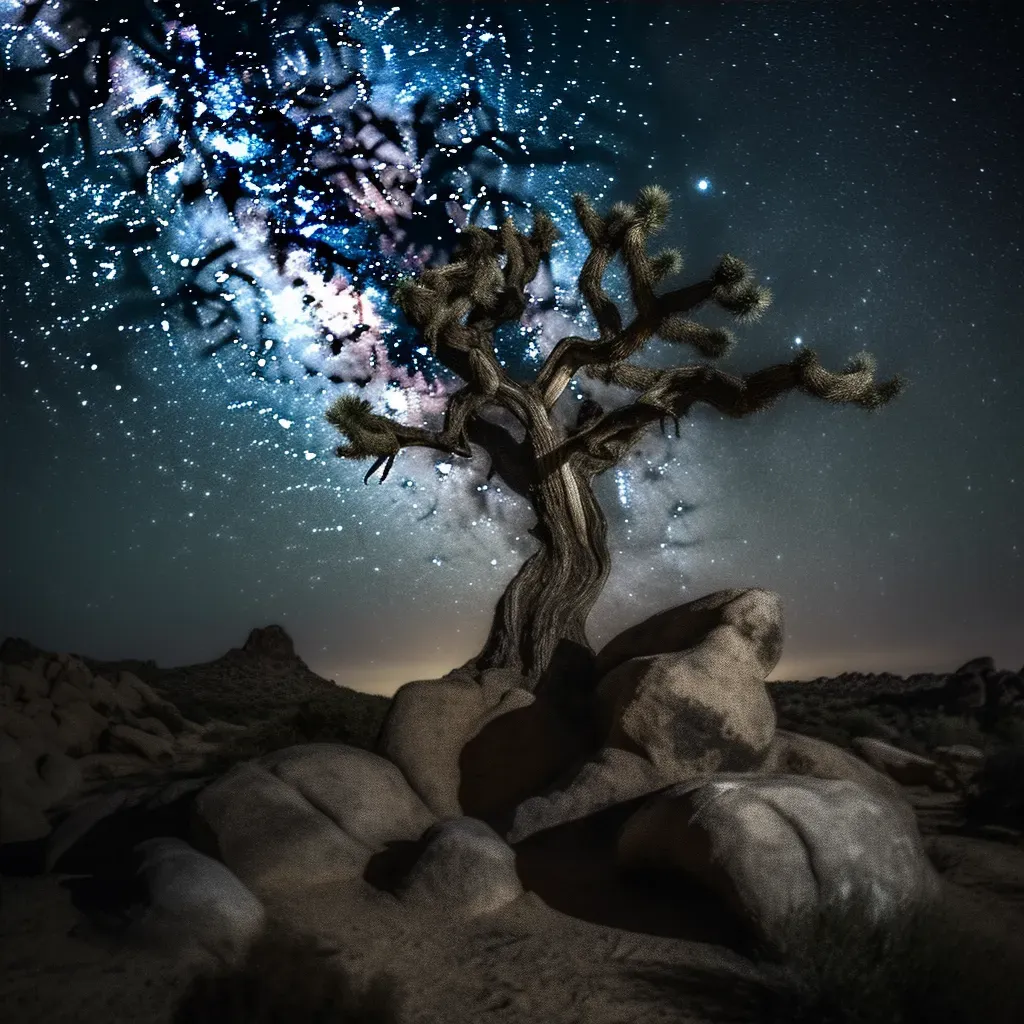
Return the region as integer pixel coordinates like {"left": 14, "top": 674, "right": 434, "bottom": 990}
{"left": 2, "top": 1, "right": 1021, "bottom": 696}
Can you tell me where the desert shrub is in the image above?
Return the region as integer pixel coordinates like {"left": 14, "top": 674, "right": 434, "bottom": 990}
{"left": 831, "top": 708, "right": 894, "bottom": 742}
{"left": 910, "top": 713, "right": 986, "bottom": 751}
{"left": 962, "top": 744, "right": 1024, "bottom": 829}
{"left": 172, "top": 924, "right": 403, "bottom": 1024}
{"left": 752, "top": 887, "right": 1024, "bottom": 1023}
{"left": 201, "top": 715, "right": 307, "bottom": 771}
{"left": 201, "top": 696, "right": 388, "bottom": 772}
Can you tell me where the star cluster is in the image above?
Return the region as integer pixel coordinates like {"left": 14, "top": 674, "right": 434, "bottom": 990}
{"left": 2, "top": 1, "right": 1021, "bottom": 692}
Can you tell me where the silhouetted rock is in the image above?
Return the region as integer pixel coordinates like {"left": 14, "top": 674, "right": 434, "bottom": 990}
{"left": 241, "top": 625, "right": 297, "bottom": 661}
{"left": 954, "top": 656, "right": 996, "bottom": 676}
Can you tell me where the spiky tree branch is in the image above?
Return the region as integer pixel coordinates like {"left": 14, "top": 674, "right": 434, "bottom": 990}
{"left": 326, "top": 184, "right": 904, "bottom": 684}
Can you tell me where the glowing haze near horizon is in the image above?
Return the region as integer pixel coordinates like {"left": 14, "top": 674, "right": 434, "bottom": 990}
{"left": 2, "top": 1, "right": 1022, "bottom": 696}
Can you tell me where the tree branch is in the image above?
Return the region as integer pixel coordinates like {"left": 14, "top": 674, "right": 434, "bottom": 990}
{"left": 535, "top": 187, "right": 772, "bottom": 410}
{"left": 540, "top": 347, "right": 906, "bottom": 478}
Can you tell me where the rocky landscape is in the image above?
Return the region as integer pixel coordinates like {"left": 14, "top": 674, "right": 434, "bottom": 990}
{"left": 1, "top": 607, "right": 1023, "bottom": 1024}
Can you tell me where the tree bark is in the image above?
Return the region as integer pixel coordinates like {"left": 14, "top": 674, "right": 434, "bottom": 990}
{"left": 459, "top": 449, "right": 610, "bottom": 697}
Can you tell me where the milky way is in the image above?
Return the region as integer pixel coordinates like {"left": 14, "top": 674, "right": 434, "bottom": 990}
{"left": 3, "top": 2, "right": 1021, "bottom": 692}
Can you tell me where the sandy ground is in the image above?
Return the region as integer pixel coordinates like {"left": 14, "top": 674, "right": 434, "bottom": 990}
{"left": 3, "top": 784, "right": 1023, "bottom": 1024}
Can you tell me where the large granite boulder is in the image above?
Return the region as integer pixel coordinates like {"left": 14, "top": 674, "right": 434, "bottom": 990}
{"left": 617, "top": 773, "right": 940, "bottom": 956}
{"left": 503, "top": 589, "right": 782, "bottom": 843}
{"left": 0, "top": 654, "right": 211, "bottom": 845}
{"left": 594, "top": 588, "right": 784, "bottom": 680}
{"left": 129, "top": 837, "right": 267, "bottom": 968}
{"left": 191, "top": 743, "right": 437, "bottom": 898}
{"left": 756, "top": 728, "right": 913, "bottom": 809}
{"left": 393, "top": 816, "right": 522, "bottom": 919}
{"left": 375, "top": 666, "right": 533, "bottom": 817}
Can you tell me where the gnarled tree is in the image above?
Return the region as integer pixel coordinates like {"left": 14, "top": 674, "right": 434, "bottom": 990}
{"left": 326, "top": 185, "right": 905, "bottom": 695}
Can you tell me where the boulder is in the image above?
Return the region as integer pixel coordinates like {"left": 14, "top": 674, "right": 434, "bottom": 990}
{"left": 988, "top": 671, "right": 1024, "bottom": 709}
{"left": 505, "top": 746, "right": 671, "bottom": 844}
{"left": 117, "top": 671, "right": 163, "bottom": 709}
{"left": 37, "top": 750, "right": 83, "bottom": 804}
{"left": 48, "top": 679, "right": 88, "bottom": 708}
{"left": 756, "top": 729, "right": 913, "bottom": 809}
{"left": 932, "top": 743, "right": 985, "bottom": 767}
{"left": 46, "top": 777, "right": 212, "bottom": 871}
{"left": 5, "top": 663, "right": 49, "bottom": 701}
{"left": 594, "top": 588, "right": 784, "bottom": 680}
{"left": 21, "top": 697, "right": 55, "bottom": 719}
{"left": 941, "top": 673, "right": 986, "bottom": 713}
{"left": 850, "top": 736, "right": 947, "bottom": 789}
{"left": 57, "top": 656, "right": 94, "bottom": 690}
{"left": 617, "top": 773, "right": 940, "bottom": 956}
{"left": 0, "top": 745, "right": 83, "bottom": 842}
{"left": 131, "top": 715, "right": 174, "bottom": 742}
{"left": 593, "top": 589, "right": 780, "bottom": 777}
{"left": 193, "top": 743, "right": 436, "bottom": 897}
{"left": 129, "top": 837, "right": 266, "bottom": 968}
{"left": 53, "top": 700, "right": 108, "bottom": 753}
{"left": 86, "top": 674, "right": 118, "bottom": 711}
{"left": 501, "top": 590, "right": 784, "bottom": 843}
{"left": 394, "top": 816, "right": 523, "bottom": 918}
{"left": 376, "top": 667, "right": 533, "bottom": 818}
{"left": 108, "top": 724, "right": 175, "bottom": 764}
{"left": 140, "top": 699, "right": 187, "bottom": 735}
{"left": 76, "top": 752, "right": 156, "bottom": 781}
{"left": 112, "top": 678, "right": 145, "bottom": 714}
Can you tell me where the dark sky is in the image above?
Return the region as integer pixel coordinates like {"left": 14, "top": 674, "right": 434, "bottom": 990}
{"left": 2, "top": 1, "right": 1021, "bottom": 696}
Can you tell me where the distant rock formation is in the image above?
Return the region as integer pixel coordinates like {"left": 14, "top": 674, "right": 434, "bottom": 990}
{"left": 0, "top": 651, "right": 220, "bottom": 843}
{"left": 241, "top": 625, "right": 297, "bottom": 662}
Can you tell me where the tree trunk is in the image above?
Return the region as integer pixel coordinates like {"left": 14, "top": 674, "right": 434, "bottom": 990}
{"left": 459, "top": 453, "right": 611, "bottom": 699}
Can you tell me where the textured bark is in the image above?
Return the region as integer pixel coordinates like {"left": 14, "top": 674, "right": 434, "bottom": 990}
{"left": 461, "top": 455, "right": 609, "bottom": 690}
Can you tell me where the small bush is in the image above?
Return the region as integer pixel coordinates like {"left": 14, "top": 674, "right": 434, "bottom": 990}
{"left": 752, "top": 888, "right": 1024, "bottom": 1023}
{"left": 202, "top": 696, "right": 388, "bottom": 772}
{"left": 172, "top": 924, "right": 403, "bottom": 1024}
{"left": 831, "top": 708, "right": 894, "bottom": 742}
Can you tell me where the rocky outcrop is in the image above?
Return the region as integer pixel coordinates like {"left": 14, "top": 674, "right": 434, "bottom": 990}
{"left": 941, "top": 658, "right": 1024, "bottom": 721}
{"left": 617, "top": 773, "right": 941, "bottom": 956}
{"left": 851, "top": 736, "right": 950, "bottom": 789}
{"left": 0, "top": 653, "right": 216, "bottom": 843}
{"left": 503, "top": 590, "right": 783, "bottom": 842}
{"left": 241, "top": 625, "right": 298, "bottom": 661}
{"left": 392, "top": 816, "right": 522, "bottom": 919}
{"left": 128, "top": 837, "right": 267, "bottom": 969}
{"left": 192, "top": 743, "right": 437, "bottom": 898}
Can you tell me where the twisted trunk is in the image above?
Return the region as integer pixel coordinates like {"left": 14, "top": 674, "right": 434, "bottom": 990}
{"left": 459, "top": 446, "right": 610, "bottom": 697}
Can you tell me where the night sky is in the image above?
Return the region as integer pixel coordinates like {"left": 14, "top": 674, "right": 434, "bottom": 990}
{"left": 2, "top": 1, "right": 1021, "bottom": 697}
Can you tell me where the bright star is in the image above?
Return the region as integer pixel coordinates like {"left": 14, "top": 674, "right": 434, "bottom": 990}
{"left": 696, "top": 178, "right": 710, "bottom": 191}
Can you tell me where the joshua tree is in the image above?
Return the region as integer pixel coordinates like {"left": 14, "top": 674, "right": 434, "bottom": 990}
{"left": 326, "top": 185, "right": 905, "bottom": 693}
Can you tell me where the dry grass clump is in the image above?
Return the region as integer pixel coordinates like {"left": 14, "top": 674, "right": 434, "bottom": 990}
{"left": 172, "top": 923, "right": 404, "bottom": 1024}
{"left": 750, "top": 885, "right": 1024, "bottom": 1023}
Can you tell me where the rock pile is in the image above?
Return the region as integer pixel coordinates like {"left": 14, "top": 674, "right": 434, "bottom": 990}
{"left": 940, "top": 656, "right": 1024, "bottom": 722}
{"left": 0, "top": 651, "right": 216, "bottom": 843}
{"left": 182, "top": 588, "right": 942, "bottom": 964}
